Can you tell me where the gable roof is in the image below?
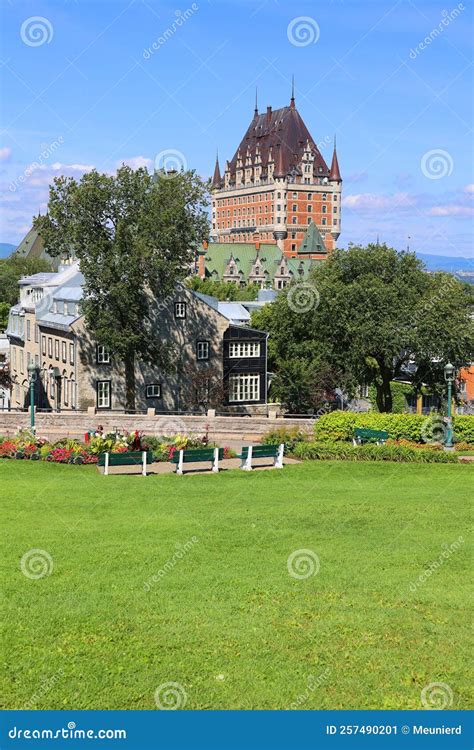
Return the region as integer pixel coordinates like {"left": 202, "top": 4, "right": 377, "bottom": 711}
{"left": 224, "top": 103, "right": 329, "bottom": 183}
{"left": 298, "top": 222, "right": 328, "bottom": 255}
{"left": 203, "top": 242, "right": 318, "bottom": 283}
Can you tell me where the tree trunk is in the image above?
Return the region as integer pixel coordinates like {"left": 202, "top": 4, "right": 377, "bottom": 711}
{"left": 375, "top": 368, "right": 393, "bottom": 412}
{"left": 124, "top": 353, "right": 136, "bottom": 412}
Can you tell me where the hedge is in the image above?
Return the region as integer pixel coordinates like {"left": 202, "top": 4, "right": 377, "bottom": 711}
{"left": 293, "top": 441, "right": 461, "bottom": 463}
{"left": 314, "top": 411, "right": 474, "bottom": 444}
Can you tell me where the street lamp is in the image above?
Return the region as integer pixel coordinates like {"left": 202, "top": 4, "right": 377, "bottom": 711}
{"left": 27, "top": 361, "right": 36, "bottom": 433}
{"left": 443, "top": 362, "right": 455, "bottom": 450}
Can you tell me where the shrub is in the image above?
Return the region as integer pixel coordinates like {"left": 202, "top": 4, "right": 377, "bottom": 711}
{"left": 261, "top": 426, "right": 311, "bottom": 453}
{"left": 293, "top": 440, "right": 461, "bottom": 463}
{"left": 314, "top": 411, "right": 474, "bottom": 444}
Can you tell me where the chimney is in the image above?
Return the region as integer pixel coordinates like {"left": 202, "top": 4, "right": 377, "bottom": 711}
{"left": 202, "top": 239, "right": 209, "bottom": 250}
{"left": 255, "top": 240, "right": 260, "bottom": 250}
{"left": 266, "top": 106, "right": 272, "bottom": 124}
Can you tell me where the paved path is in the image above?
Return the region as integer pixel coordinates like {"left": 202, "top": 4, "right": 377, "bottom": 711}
{"left": 97, "top": 456, "right": 300, "bottom": 476}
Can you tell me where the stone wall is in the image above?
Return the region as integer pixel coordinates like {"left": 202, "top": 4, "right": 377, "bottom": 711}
{"left": 0, "top": 410, "right": 316, "bottom": 443}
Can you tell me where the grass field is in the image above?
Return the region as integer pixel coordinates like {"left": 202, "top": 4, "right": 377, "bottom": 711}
{"left": 1, "top": 460, "right": 471, "bottom": 710}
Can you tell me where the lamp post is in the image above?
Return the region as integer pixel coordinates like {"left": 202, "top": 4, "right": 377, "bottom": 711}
{"left": 443, "top": 362, "right": 455, "bottom": 450}
{"left": 27, "top": 361, "right": 36, "bottom": 433}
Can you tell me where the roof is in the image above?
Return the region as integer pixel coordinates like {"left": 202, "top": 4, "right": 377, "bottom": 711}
{"left": 12, "top": 227, "right": 61, "bottom": 270}
{"left": 298, "top": 222, "right": 328, "bottom": 255}
{"left": 217, "top": 302, "right": 251, "bottom": 324}
{"left": 220, "top": 102, "right": 329, "bottom": 184}
{"left": 18, "top": 272, "right": 57, "bottom": 286}
{"left": 203, "top": 242, "right": 316, "bottom": 283}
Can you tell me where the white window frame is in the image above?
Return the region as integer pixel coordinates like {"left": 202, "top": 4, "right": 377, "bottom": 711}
{"left": 229, "top": 342, "right": 261, "bottom": 359}
{"left": 174, "top": 301, "right": 186, "bottom": 319}
{"left": 97, "top": 380, "right": 111, "bottom": 409}
{"left": 229, "top": 373, "right": 260, "bottom": 402}
{"left": 146, "top": 384, "right": 161, "bottom": 398}
{"left": 96, "top": 344, "right": 110, "bottom": 364}
{"left": 196, "top": 341, "right": 209, "bottom": 361}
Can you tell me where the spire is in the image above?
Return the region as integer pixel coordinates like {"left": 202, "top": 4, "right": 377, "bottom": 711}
{"left": 290, "top": 74, "right": 295, "bottom": 109}
{"left": 212, "top": 150, "right": 221, "bottom": 187}
{"left": 254, "top": 88, "right": 258, "bottom": 117}
{"left": 329, "top": 136, "right": 342, "bottom": 182}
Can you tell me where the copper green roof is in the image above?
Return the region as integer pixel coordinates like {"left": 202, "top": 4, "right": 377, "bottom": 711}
{"left": 298, "top": 222, "right": 328, "bottom": 254}
{"left": 203, "top": 242, "right": 318, "bottom": 284}
{"left": 13, "top": 227, "right": 58, "bottom": 269}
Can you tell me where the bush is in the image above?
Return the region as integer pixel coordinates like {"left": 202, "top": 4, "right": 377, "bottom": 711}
{"left": 261, "top": 426, "right": 311, "bottom": 453}
{"left": 293, "top": 441, "right": 461, "bottom": 463}
{"left": 314, "top": 411, "right": 474, "bottom": 444}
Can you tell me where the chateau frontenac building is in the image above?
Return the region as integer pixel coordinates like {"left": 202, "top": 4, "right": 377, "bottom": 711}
{"left": 210, "top": 87, "right": 342, "bottom": 257}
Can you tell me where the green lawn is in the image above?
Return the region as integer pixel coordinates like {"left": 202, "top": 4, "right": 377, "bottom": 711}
{"left": 1, "top": 460, "right": 471, "bottom": 710}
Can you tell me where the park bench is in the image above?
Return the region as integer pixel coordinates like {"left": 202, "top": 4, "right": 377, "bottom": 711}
{"left": 170, "top": 447, "right": 224, "bottom": 475}
{"left": 352, "top": 428, "right": 388, "bottom": 446}
{"left": 238, "top": 443, "right": 285, "bottom": 471}
{"left": 98, "top": 450, "right": 153, "bottom": 476}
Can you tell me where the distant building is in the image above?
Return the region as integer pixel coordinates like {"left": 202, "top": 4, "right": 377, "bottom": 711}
{"left": 6, "top": 265, "right": 269, "bottom": 413}
{"left": 198, "top": 237, "right": 322, "bottom": 289}
{"left": 210, "top": 86, "right": 342, "bottom": 256}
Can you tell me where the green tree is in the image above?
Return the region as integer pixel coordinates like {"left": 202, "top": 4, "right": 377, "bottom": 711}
{"left": 186, "top": 276, "right": 259, "bottom": 301}
{"left": 35, "top": 165, "right": 209, "bottom": 409}
{"left": 252, "top": 244, "right": 474, "bottom": 413}
{"left": 0, "top": 256, "right": 52, "bottom": 309}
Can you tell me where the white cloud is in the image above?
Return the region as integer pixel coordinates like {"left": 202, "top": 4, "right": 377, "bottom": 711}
{"left": 343, "top": 192, "right": 415, "bottom": 211}
{"left": 117, "top": 156, "right": 153, "bottom": 170}
{"left": 0, "top": 147, "right": 12, "bottom": 162}
{"left": 464, "top": 184, "right": 474, "bottom": 194}
{"left": 51, "top": 162, "right": 95, "bottom": 172}
{"left": 427, "top": 205, "right": 474, "bottom": 217}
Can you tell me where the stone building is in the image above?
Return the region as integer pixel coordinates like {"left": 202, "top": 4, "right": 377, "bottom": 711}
{"left": 210, "top": 87, "right": 342, "bottom": 256}
{"left": 6, "top": 264, "right": 268, "bottom": 413}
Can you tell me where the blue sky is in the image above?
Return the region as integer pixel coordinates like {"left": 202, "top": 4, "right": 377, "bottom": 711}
{"left": 1, "top": 0, "right": 472, "bottom": 257}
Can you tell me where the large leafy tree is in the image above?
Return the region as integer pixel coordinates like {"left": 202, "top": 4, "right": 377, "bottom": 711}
{"left": 35, "top": 165, "right": 209, "bottom": 409}
{"left": 252, "top": 243, "right": 473, "bottom": 412}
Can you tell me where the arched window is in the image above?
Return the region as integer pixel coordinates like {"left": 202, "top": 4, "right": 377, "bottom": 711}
{"left": 62, "top": 370, "right": 68, "bottom": 406}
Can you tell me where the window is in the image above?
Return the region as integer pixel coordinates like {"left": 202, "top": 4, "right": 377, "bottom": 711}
{"left": 307, "top": 205, "right": 312, "bottom": 212}
{"left": 229, "top": 373, "right": 260, "bottom": 402}
{"left": 20, "top": 350, "right": 24, "bottom": 373}
{"left": 27, "top": 320, "right": 31, "bottom": 340}
{"left": 307, "top": 193, "right": 312, "bottom": 200}
{"left": 292, "top": 216, "right": 297, "bottom": 224}
{"left": 322, "top": 193, "right": 327, "bottom": 200}
{"left": 69, "top": 343, "right": 74, "bottom": 365}
{"left": 12, "top": 347, "right": 16, "bottom": 370}
{"left": 196, "top": 341, "right": 209, "bottom": 360}
{"left": 292, "top": 204, "right": 297, "bottom": 212}
{"left": 174, "top": 302, "right": 186, "bottom": 319}
{"left": 360, "top": 384, "right": 369, "bottom": 398}
{"left": 63, "top": 375, "right": 68, "bottom": 406}
{"left": 48, "top": 338, "right": 52, "bottom": 357}
{"left": 333, "top": 219, "right": 337, "bottom": 226}
{"left": 62, "top": 342, "right": 67, "bottom": 362}
{"left": 50, "top": 373, "right": 55, "bottom": 399}
{"left": 322, "top": 205, "right": 327, "bottom": 213}
{"left": 35, "top": 354, "right": 39, "bottom": 367}
{"left": 229, "top": 342, "right": 261, "bottom": 358}
{"left": 292, "top": 192, "right": 297, "bottom": 199}
{"left": 291, "top": 243, "right": 297, "bottom": 251}
{"left": 70, "top": 377, "right": 76, "bottom": 408}
{"left": 322, "top": 218, "right": 327, "bottom": 225}
{"left": 96, "top": 380, "right": 111, "bottom": 409}
{"left": 146, "top": 384, "right": 161, "bottom": 399}
{"left": 307, "top": 218, "right": 312, "bottom": 224}
{"left": 96, "top": 345, "right": 110, "bottom": 364}
{"left": 35, "top": 324, "right": 39, "bottom": 343}
{"left": 55, "top": 340, "right": 59, "bottom": 360}
{"left": 42, "top": 336, "right": 46, "bottom": 356}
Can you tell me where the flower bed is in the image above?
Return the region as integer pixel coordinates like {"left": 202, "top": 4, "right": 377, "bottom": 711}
{"left": 0, "top": 429, "right": 234, "bottom": 465}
